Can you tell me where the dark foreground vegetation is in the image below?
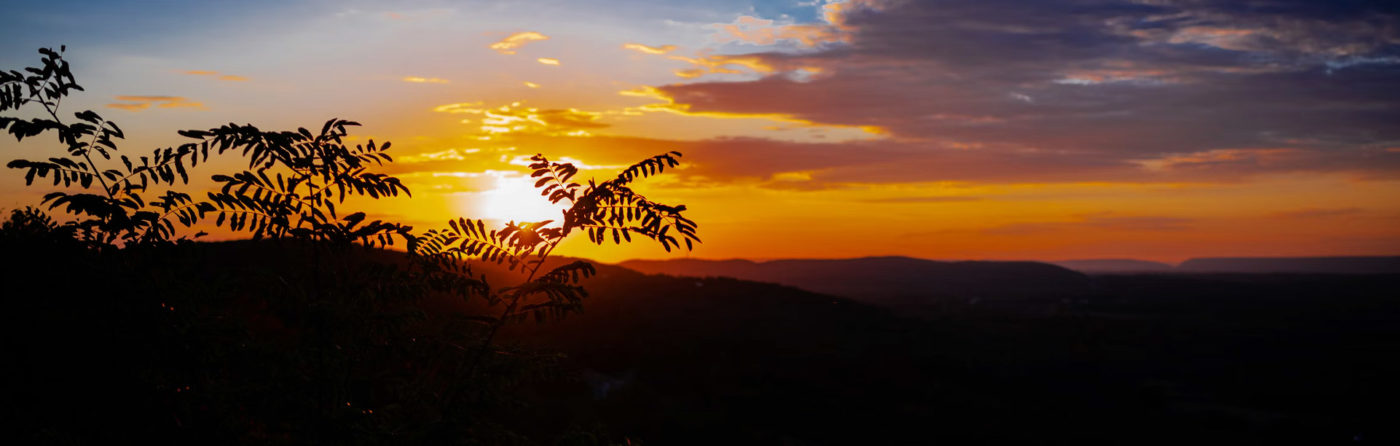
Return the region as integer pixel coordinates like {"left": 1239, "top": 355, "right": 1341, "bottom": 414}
{"left": 5, "top": 232, "right": 1398, "bottom": 444}
{"left": 1, "top": 233, "right": 550, "bottom": 443}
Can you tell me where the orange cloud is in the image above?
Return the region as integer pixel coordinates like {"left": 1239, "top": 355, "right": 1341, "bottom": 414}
{"left": 1134, "top": 149, "right": 1307, "bottom": 171}
{"left": 106, "top": 95, "right": 206, "bottom": 111}
{"left": 398, "top": 148, "right": 483, "bottom": 163}
{"left": 537, "top": 57, "right": 560, "bottom": 66}
{"left": 524, "top": 81, "right": 540, "bottom": 88}
{"left": 618, "top": 85, "right": 886, "bottom": 135}
{"left": 674, "top": 69, "right": 706, "bottom": 78}
{"left": 181, "top": 70, "right": 247, "bottom": 81}
{"left": 402, "top": 76, "right": 450, "bottom": 84}
{"left": 666, "top": 53, "right": 775, "bottom": 78}
{"left": 431, "top": 101, "right": 607, "bottom": 137}
{"left": 434, "top": 102, "right": 484, "bottom": 113}
{"left": 490, "top": 31, "right": 549, "bottom": 54}
{"left": 623, "top": 43, "right": 678, "bottom": 55}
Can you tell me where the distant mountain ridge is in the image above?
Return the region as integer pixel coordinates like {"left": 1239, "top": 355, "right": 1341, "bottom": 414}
{"left": 1051, "top": 259, "right": 1175, "bottom": 273}
{"left": 1176, "top": 256, "right": 1400, "bottom": 274}
{"left": 1052, "top": 256, "right": 1400, "bottom": 274}
{"left": 618, "top": 256, "right": 1094, "bottom": 311}
{"left": 617, "top": 255, "right": 1400, "bottom": 311}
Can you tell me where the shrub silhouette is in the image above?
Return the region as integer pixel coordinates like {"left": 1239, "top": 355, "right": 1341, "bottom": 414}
{"left": 1, "top": 46, "right": 697, "bottom": 444}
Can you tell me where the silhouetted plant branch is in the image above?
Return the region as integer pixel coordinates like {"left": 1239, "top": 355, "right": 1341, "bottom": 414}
{"left": 3, "top": 47, "right": 215, "bottom": 247}
{"left": 417, "top": 153, "right": 700, "bottom": 388}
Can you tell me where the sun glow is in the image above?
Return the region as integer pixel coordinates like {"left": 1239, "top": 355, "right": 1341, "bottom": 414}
{"left": 477, "top": 175, "right": 567, "bottom": 222}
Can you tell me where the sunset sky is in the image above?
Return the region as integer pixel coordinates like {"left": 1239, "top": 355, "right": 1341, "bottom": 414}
{"left": 2, "top": 0, "right": 1398, "bottom": 262}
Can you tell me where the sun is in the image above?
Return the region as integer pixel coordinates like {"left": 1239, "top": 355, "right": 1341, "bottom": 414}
{"left": 477, "top": 175, "right": 567, "bottom": 223}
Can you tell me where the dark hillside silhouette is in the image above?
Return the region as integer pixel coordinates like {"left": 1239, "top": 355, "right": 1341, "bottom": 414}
{"left": 514, "top": 264, "right": 1400, "bottom": 444}
{"left": 1052, "top": 258, "right": 1176, "bottom": 274}
{"left": 1177, "top": 256, "right": 1400, "bottom": 274}
{"left": 619, "top": 256, "right": 1095, "bottom": 313}
{"left": 1054, "top": 256, "right": 1400, "bottom": 274}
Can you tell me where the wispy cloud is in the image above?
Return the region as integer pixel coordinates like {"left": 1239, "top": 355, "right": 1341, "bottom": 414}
{"left": 431, "top": 101, "right": 607, "bottom": 137}
{"left": 665, "top": 54, "right": 775, "bottom": 78}
{"left": 1134, "top": 149, "right": 1307, "bottom": 172}
{"left": 433, "top": 102, "right": 484, "bottom": 114}
{"left": 674, "top": 69, "right": 706, "bottom": 79}
{"left": 397, "top": 148, "right": 482, "bottom": 163}
{"left": 106, "top": 95, "right": 205, "bottom": 111}
{"left": 402, "top": 76, "right": 450, "bottom": 84}
{"left": 536, "top": 57, "right": 560, "bottom": 66}
{"left": 489, "top": 31, "right": 549, "bottom": 55}
{"left": 616, "top": 85, "right": 884, "bottom": 137}
{"left": 622, "top": 43, "right": 677, "bottom": 55}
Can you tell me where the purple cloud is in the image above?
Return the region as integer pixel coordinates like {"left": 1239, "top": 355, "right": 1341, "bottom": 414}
{"left": 640, "top": 0, "right": 1400, "bottom": 184}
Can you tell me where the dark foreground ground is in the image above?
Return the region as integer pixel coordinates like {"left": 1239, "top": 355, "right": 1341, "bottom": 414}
{"left": 510, "top": 271, "right": 1400, "bottom": 445}
{"left": 4, "top": 239, "right": 1398, "bottom": 444}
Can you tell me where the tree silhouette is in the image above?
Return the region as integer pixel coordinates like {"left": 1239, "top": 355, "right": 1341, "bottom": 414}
{"left": 1, "top": 46, "right": 698, "bottom": 444}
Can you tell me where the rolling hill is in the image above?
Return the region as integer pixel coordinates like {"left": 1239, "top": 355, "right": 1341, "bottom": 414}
{"left": 1051, "top": 258, "right": 1176, "bottom": 273}
{"left": 1177, "top": 256, "right": 1400, "bottom": 274}
{"left": 617, "top": 256, "right": 1095, "bottom": 313}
